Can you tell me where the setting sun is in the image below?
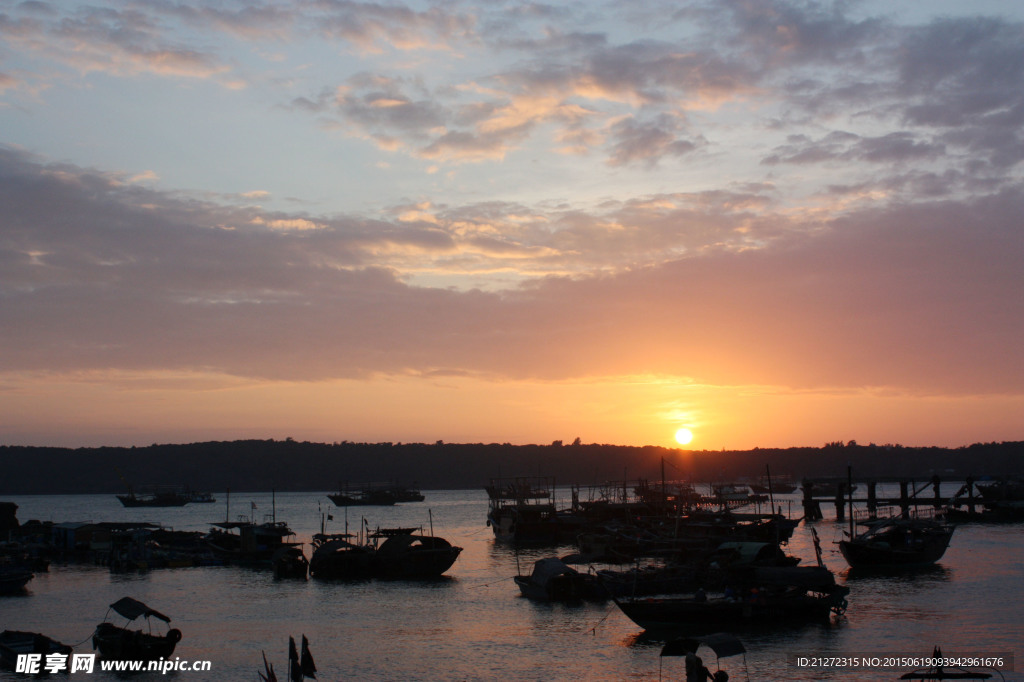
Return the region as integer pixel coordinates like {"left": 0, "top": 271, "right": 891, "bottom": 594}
{"left": 674, "top": 427, "right": 693, "bottom": 445}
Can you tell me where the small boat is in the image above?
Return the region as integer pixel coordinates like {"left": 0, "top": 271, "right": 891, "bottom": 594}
{"left": 371, "top": 527, "right": 462, "bottom": 579}
{"left": 328, "top": 482, "right": 423, "bottom": 506}
{"left": 207, "top": 518, "right": 302, "bottom": 565}
{"left": 839, "top": 515, "right": 955, "bottom": 569}
{"left": 272, "top": 546, "right": 309, "bottom": 580}
{"left": 612, "top": 565, "right": 849, "bottom": 632}
{"left": 92, "top": 597, "right": 181, "bottom": 661}
{"left": 308, "top": 533, "right": 375, "bottom": 580}
{"left": 0, "top": 564, "right": 33, "bottom": 594}
{"left": 712, "top": 483, "right": 751, "bottom": 502}
{"left": 975, "top": 477, "right": 1024, "bottom": 501}
{"left": 0, "top": 630, "right": 73, "bottom": 670}
{"left": 749, "top": 475, "right": 798, "bottom": 495}
{"left": 117, "top": 486, "right": 191, "bottom": 507}
{"left": 659, "top": 633, "right": 745, "bottom": 682}
{"left": 116, "top": 478, "right": 214, "bottom": 506}
{"left": 514, "top": 557, "right": 603, "bottom": 601}
{"left": 485, "top": 476, "right": 566, "bottom": 544}
{"left": 899, "top": 647, "right": 1001, "bottom": 680}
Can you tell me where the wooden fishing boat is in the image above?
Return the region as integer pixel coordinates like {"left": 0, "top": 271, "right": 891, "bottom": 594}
{"left": 514, "top": 557, "right": 603, "bottom": 601}
{"left": 308, "top": 533, "right": 375, "bottom": 580}
{"left": 839, "top": 515, "right": 954, "bottom": 568}
{"left": 371, "top": 527, "right": 462, "bottom": 579}
{"left": 0, "top": 630, "right": 73, "bottom": 670}
{"left": 612, "top": 565, "right": 849, "bottom": 632}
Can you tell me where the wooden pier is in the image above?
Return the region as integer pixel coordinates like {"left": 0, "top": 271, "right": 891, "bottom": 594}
{"left": 800, "top": 475, "right": 992, "bottom": 521}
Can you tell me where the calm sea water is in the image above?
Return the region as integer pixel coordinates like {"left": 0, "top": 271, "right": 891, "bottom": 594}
{"left": 1, "top": 486, "right": 1020, "bottom": 681}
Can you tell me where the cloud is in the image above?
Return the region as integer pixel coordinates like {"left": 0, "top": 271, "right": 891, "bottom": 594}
{"left": 2, "top": 146, "right": 1022, "bottom": 399}
{"left": 605, "top": 114, "right": 703, "bottom": 167}
{"left": 312, "top": 0, "right": 478, "bottom": 54}
{"left": 763, "top": 130, "right": 945, "bottom": 166}
{"left": 2, "top": 3, "right": 236, "bottom": 84}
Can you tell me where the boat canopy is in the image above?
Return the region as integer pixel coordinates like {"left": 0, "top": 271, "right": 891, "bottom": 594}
{"left": 109, "top": 597, "right": 171, "bottom": 623}
{"left": 528, "top": 557, "right": 578, "bottom": 584}
{"left": 369, "top": 527, "right": 420, "bottom": 538}
{"left": 661, "top": 633, "right": 746, "bottom": 658}
{"left": 714, "top": 542, "right": 774, "bottom": 563}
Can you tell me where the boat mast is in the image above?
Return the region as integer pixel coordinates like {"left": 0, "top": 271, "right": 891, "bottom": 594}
{"left": 661, "top": 457, "right": 666, "bottom": 511}
{"left": 847, "top": 464, "right": 855, "bottom": 539}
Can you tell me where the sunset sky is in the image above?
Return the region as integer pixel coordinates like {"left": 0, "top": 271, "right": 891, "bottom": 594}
{"left": 2, "top": 0, "right": 1023, "bottom": 451}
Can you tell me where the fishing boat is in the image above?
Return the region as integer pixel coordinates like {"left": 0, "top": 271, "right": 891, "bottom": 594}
{"left": 116, "top": 485, "right": 216, "bottom": 507}
{"left": 839, "top": 513, "right": 955, "bottom": 569}
{"left": 611, "top": 565, "right": 849, "bottom": 632}
{"left": 327, "top": 482, "right": 424, "bottom": 506}
{"left": 0, "top": 564, "right": 33, "bottom": 594}
{"left": 0, "top": 631, "right": 73, "bottom": 670}
{"left": 207, "top": 518, "right": 302, "bottom": 565}
{"left": 749, "top": 475, "right": 798, "bottom": 495}
{"left": 308, "top": 533, "right": 375, "bottom": 580}
{"left": 485, "top": 476, "right": 565, "bottom": 544}
{"left": 975, "top": 477, "right": 1024, "bottom": 501}
{"left": 514, "top": 557, "right": 603, "bottom": 601}
{"left": 712, "top": 483, "right": 751, "bottom": 503}
{"left": 370, "top": 527, "right": 462, "bottom": 580}
{"left": 117, "top": 486, "right": 191, "bottom": 507}
{"left": 272, "top": 546, "right": 309, "bottom": 580}
{"left": 92, "top": 597, "right": 182, "bottom": 661}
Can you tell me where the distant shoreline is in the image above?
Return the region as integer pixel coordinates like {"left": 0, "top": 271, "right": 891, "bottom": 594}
{"left": 2, "top": 439, "right": 1022, "bottom": 496}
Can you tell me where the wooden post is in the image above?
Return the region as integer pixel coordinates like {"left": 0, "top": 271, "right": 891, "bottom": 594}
{"left": 867, "top": 481, "right": 877, "bottom": 518}
{"left": 899, "top": 480, "right": 910, "bottom": 517}
{"left": 966, "top": 476, "right": 976, "bottom": 514}
{"left": 834, "top": 483, "right": 846, "bottom": 522}
{"left": 932, "top": 475, "right": 942, "bottom": 510}
{"left": 802, "top": 479, "right": 822, "bottom": 521}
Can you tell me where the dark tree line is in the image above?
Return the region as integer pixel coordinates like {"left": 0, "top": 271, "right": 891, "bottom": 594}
{"left": 1, "top": 439, "right": 1021, "bottom": 495}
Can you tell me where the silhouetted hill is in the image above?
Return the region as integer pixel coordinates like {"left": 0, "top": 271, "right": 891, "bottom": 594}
{"left": 1, "top": 439, "right": 1022, "bottom": 495}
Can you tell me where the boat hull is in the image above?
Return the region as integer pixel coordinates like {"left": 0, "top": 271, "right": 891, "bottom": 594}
{"left": 838, "top": 533, "right": 952, "bottom": 568}
{"left": 92, "top": 623, "right": 181, "bottom": 661}
{"left": 839, "top": 520, "right": 954, "bottom": 568}
{"left": 0, "top": 631, "right": 73, "bottom": 670}
{"left": 374, "top": 535, "right": 462, "bottom": 579}
{"left": 613, "top": 593, "right": 840, "bottom": 632}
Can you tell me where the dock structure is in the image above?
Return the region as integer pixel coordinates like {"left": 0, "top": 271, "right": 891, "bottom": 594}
{"left": 800, "top": 475, "right": 993, "bottom": 521}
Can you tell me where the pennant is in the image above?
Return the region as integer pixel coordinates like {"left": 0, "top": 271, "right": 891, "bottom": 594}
{"left": 300, "top": 635, "right": 317, "bottom": 678}
{"left": 288, "top": 636, "right": 301, "bottom": 682}
{"left": 259, "top": 650, "right": 278, "bottom": 682}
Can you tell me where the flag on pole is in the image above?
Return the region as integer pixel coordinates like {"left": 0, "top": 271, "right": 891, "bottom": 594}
{"left": 288, "top": 636, "right": 301, "bottom": 682}
{"left": 300, "top": 635, "right": 317, "bottom": 678}
{"left": 258, "top": 651, "right": 278, "bottom": 682}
